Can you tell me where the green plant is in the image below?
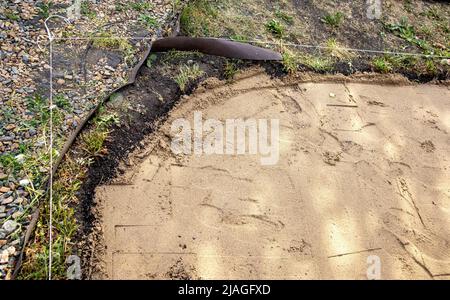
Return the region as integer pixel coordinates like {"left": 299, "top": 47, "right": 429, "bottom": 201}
{"left": 265, "top": 19, "right": 284, "bottom": 38}
{"left": 81, "top": 128, "right": 108, "bottom": 156}
{"left": 372, "top": 56, "right": 393, "bottom": 73}
{"left": 321, "top": 12, "right": 344, "bottom": 28}
{"left": 54, "top": 94, "right": 71, "bottom": 110}
{"left": 130, "top": 0, "right": 154, "bottom": 11}
{"left": 139, "top": 14, "right": 159, "bottom": 28}
{"left": 175, "top": 64, "right": 204, "bottom": 92}
{"left": 146, "top": 53, "right": 158, "bottom": 68}
{"left": 298, "top": 54, "right": 333, "bottom": 72}
{"left": 5, "top": 11, "right": 20, "bottom": 21}
{"left": 281, "top": 50, "right": 299, "bottom": 73}
{"left": 224, "top": 60, "right": 238, "bottom": 81}
{"left": 81, "top": 1, "right": 96, "bottom": 18}
{"left": 91, "top": 32, "right": 133, "bottom": 59}
{"left": 37, "top": 1, "right": 53, "bottom": 19}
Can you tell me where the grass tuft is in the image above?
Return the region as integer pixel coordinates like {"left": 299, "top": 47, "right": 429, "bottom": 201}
{"left": 321, "top": 12, "right": 344, "bottom": 28}
{"left": 175, "top": 64, "right": 204, "bottom": 92}
{"left": 265, "top": 19, "right": 284, "bottom": 38}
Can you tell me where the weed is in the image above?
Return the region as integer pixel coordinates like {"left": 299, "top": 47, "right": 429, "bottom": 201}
{"left": 321, "top": 12, "right": 344, "bottom": 28}
{"left": 298, "top": 54, "right": 333, "bottom": 72}
{"left": 130, "top": 1, "right": 154, "bottom": 11}
{"left": 265, "top": 19, "right": 284, "bottom": 38}
{"left": 281, "top": 50, "right": 299, "bottom": 74}
{"left": 37, "top": 1, "right": 53, "bottom": 19}
{"left": 91, "top": 32, "right": 133, "bottom": 58}
{"left": 175, "top": 64, "right": 204, "bottom": 92}
{"left": 81, "top": 1, "right": 97, "bottom": 19}
{"left": 5, "top": 10, "right": 20, "bottom": 21}
{"left": 162, "top": 50, "right": 202, "bottom": 64}
{"left": 81, "top": 128, "right": 108, "bottom": 156}
{"left": 425, "top": 60, "right": 437, "bottom": 74}
{"left": 325, "top": 38, "right": 353, "bottom": 60}
{"left": 372, "top": 56, "right": 393, "bottom": 73}
{"left": 95, "top": 112, "right": 120, "bottom": 129}
{"left": 54, "top": 94, "right": 71, "bottom": 110}
{"left": 146, "top": 53, "right": 158, "bottom": 68}
{"left": 139, "top": 14, "right": 159, "bottom": 28}
{"left": 224, "top": 60, "right": 239, "bottom": 81}
{"left": 385, "top": 18, "right": 432, "bottom": 52}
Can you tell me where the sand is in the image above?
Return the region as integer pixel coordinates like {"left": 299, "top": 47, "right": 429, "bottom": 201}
{"left": 95, "top": 69, "right": 450, "bottom": 279}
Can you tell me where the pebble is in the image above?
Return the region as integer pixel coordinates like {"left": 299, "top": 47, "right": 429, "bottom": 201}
{"left": 1, "top": 197, "right": 13, "bottom": 205}
{"left": 19, "top": 179, "right": 30, "bottom": 187}
{"left": 0, "top": 187, "right": 10, "bottom": 193}
{"left": 0, "top": 250, "right": 8, "bottom": 264}
{"left": 2, "top": 220, "right": 18, "bottom": 234}
{"left": 15, "top": 154, "right": 25, "bottom": 163}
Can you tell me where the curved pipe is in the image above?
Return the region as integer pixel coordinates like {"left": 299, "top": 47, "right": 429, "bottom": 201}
{"left": 153, "top": 36, "right": 282, "bottom": 61}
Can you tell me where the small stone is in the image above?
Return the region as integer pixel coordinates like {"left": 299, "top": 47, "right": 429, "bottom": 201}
{"left": 15, "top": 154, "right": 25, "bottom": 163}
{"left": 2, "top": 220, "right": 18, "bottom": 233}
{"left": 0, "top": 173, "right": 7, "bottom": 180}
{"left": 0, "top": 206, "right": 5, "bottom": 213}
{"left": 1, "top": 197, "right": 13, "bottom": 205}
{"left": 329, "top": 93, "right": 336, "bottom": 98}
{"left": 0, "top": 240, "right": 6, "bottom": 247}
{"left": 0, "top": 187, "right": 10, "bottom": 193}
{"left": 19, "top": 179, "right": 30, "bottom": 187}
{"left": 6, "top": 246, "right": 15, "bottom": 256}
{"left": 22, "top": 54, "right": 29, "bottom": 63}
{"left": 5, "top": 124, "right": 15, "bottom": 131}
{"left": 0, "top": 250, "right": 8, "bottom": 264}
{"left": 12, "top": 211, "right": 21, "bottom": 219}
{"left": 57, "top": 78, "right": 65, "bottom": 85}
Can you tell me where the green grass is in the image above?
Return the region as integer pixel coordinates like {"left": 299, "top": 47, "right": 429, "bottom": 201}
{"left": 281, "top": 50, "right": 299, "bottom": 74}
{"left": 321, "top": 12, "right": 345, "bottom": 28}
{"left": 265, "top": 19, "right": 284, "bottom": 38}
{"left": 298, "top": 54, "right": 334, "bottom": 72}
{"left": 175, "top": 64, "right": 204, "bottom": 92}
{"left": 162, "top": 50, "right": 203, "bottom": 64}
{"left": 224, "top": 60, "right": 239, "bottom": 81}
{"left": 91, "top": 32, "right": 134, "bottom": 61}
{"left": 372, "top": 56, "right": 393, "bottom": 73}
{"left": 180, "top": 0, "right": 221, "bottom": 37}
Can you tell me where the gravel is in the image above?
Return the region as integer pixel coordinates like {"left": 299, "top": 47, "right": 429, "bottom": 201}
{"left": 0, "top": 0, "right": 181, "bottom": 280}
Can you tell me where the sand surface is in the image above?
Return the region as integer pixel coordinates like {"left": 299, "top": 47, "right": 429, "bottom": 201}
{"left": 95, "top": 70, "right": 450, "bottom": 279}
